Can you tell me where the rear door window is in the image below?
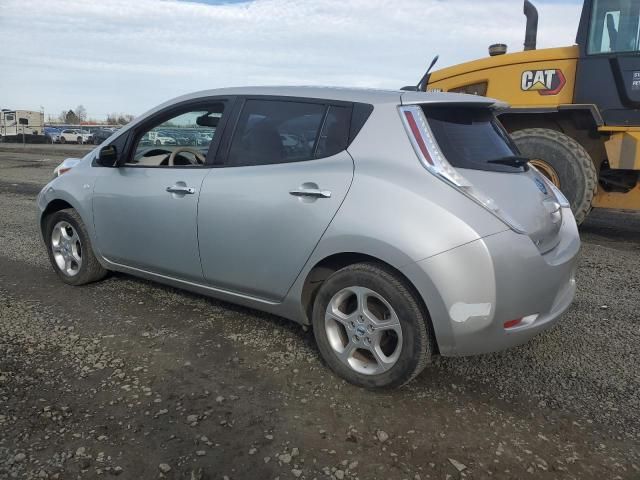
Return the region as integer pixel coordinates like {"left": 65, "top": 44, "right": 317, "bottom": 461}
{"left": 422, "top": 106, "right": 525, "bottom": 173}
{"left": 227, "top": 99, "right": 351, "bottom": 166}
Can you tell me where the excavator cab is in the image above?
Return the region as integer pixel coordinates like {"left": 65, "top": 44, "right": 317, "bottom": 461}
{"left": 575, "top": 0, "right": 640, "bottom": 124}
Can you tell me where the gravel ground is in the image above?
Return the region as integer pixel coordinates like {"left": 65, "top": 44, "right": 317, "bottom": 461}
{"left": 0, "top": 144, "right": 639, "bottom": 479}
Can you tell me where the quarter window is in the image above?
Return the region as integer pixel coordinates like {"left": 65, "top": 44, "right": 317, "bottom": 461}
{"left": 315, "top": 106, "right": 351, "bottom": 158}
{"left": 228, "top": 100, "right": 342, "bottom": 166}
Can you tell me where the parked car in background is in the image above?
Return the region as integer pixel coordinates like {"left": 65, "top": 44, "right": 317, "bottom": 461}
{"left": 37, "top": 86, "right": 580, "bottom": 389}
{"left": 197, "top": 131, "right": 214, "bottom": 145}
{"left": 44, "top": 127, "right": 61, "bottom": 144}
{"left": 153, "top": 131, "right": 177, "bottom": 146}
{"left": 59, "top": 129, "right": 92, "bottom": 144}
{"left": 92, "top": 128, "right": 117, "bottom": 145}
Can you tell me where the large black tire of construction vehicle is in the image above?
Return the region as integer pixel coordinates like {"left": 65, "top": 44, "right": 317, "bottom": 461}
{"left": 512, "top": 128, "right": 597, "bottom": 225}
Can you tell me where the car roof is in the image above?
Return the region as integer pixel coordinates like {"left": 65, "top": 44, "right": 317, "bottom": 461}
{"left": 156, "top": 86, "right": 499, "bottom": 108}
{"left": 115, "top": 86, "right": 504, "bottom": 141}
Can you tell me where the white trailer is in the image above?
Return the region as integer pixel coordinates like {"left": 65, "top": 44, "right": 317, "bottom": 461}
{"left": 0, "top": 109, "right": 45, "bottom": 142}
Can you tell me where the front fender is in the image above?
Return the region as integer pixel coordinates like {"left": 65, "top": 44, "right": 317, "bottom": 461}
{"left": 37, "top": 166, "right": 97, "bottom": 246}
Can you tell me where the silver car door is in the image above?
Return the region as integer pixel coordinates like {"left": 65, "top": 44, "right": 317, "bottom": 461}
{"left": 92, "top": 101, "right": 229, "bottom": 281}
{"left": 198, "top": 99, "right": 354, "bottom": 301}
{"left": 93, "top": 168, "right": 209, "bottom": 281}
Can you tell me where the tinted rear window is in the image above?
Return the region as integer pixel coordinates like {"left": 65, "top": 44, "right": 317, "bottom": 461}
{"left": 422, "top": 106, "right": 525, "bottom": 173}
{"left": 227, "top": 99, "right": 358, "bottom": 167}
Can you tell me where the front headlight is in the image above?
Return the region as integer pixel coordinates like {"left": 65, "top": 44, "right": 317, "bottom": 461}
{"left": 53, "top": 158, "right": 81, "bottom": 177}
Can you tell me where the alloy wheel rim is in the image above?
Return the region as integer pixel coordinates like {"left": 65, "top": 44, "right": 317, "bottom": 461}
{"left": 530, "top": 159, "right": 561, "bottom": 187}
{"left": 325, "top": 286, "right": 403, "bottom": 375}
{"left": 51, "top": 221, "right": 82, "bottom": 276}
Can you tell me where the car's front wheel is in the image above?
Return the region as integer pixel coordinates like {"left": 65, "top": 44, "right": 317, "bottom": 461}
{"left": 312, "top": 262, "right": 433, "bottom": 388}
{"left": 44, "top": 209, "right": 107, "bottom": 285}
{"left": 59, "top": 136, "right": 66, "bottom": 144}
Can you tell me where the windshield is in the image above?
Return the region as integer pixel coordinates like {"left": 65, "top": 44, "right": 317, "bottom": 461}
{"left": 422, "top": 106, "right": 526, "bottom": 173}
{"left": 588, "top": 0, "right": 640, "bottom": 54}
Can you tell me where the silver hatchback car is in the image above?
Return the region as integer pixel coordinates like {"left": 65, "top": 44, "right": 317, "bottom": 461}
{"left": 37, "top": 87, "right": 579, "bottom": 388}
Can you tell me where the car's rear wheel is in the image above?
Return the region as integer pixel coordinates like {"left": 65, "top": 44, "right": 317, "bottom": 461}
{"left": 44, "top": 209, "right": 107, "bottom": 286}
{"left": 60, "top": 136, "right": 66, "bottom": 144}
{"left": 312, "top": 262, "right": 433, "bottom": 388}
{"left": 77, "top": 136, "right": 82, "bottom": 144}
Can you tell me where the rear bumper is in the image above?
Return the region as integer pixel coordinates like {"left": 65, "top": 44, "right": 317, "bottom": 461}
{"left": 401, "top": 208, "right": 580, "bottom": 356}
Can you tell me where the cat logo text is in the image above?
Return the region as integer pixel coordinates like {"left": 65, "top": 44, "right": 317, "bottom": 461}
{"left": 521, "top": 69, "right": 566, "bottom": 96}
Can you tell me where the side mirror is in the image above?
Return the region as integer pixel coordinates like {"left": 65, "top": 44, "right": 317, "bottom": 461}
{"left": 97, "top": 145, "right": 118, "bottom": 167}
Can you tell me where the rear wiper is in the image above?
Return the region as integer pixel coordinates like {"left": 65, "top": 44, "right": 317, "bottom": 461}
{"left": 487, "top": 155, "right": 529, "bottom": 167}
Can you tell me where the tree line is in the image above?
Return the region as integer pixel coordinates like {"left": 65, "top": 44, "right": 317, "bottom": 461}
{"left": 56, "top": 105, "right": 134, "bottom": 126}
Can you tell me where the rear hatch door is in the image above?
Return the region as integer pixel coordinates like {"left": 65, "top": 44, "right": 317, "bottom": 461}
{"left": 422, "top": 105, "right": 563, "bottom": 253}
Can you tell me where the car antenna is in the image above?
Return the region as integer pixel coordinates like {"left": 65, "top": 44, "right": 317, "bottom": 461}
{"left": 401, "top": 55, "right": 439, "bottom": 92}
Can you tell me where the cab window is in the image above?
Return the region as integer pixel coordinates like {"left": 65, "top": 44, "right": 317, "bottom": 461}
{"left": 588, "top": 0, "right": 640, "bottom": 54}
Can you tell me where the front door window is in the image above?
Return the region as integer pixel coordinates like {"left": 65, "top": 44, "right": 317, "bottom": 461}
{"left": 127, "top": 102, "right": 225, "bottom": 167}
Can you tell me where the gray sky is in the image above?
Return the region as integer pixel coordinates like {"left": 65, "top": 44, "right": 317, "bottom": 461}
{"left": 0, "top": 0, "right": 582, "bottom": 121}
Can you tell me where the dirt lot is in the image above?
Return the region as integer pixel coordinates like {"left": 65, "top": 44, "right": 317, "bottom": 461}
{"left": 0, "top": 143, "right": 639, "bottom": 480}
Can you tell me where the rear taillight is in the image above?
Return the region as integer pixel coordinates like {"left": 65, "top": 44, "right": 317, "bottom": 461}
{"left": 399, "top": 105, "right": 526, "bottom": 234}
{"left": 400, "top": 105, "right": 470, "bottom": 187}
{"left": 402, "top": 111, "right": 433, "bottom": 165}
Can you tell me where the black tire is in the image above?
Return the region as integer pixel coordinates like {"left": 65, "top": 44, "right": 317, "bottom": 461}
{"left": 511, "top": 128, "right": 597, "bottom": 225}
{"left": 77, "top": 136, "right": 82, "bottom": 144}
{"left": 60, "top": 136, "right": 66, "bottom": 144}
{"left": 93, "top": 137, "right": 101, "bottom": 145}
{"left": 312, "top": 262, "right": 433, "bottom": 389}
{"left": 43, "top": 209, "right": 107, "bottom": 286}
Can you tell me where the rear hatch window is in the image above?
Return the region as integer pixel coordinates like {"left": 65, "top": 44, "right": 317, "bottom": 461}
{"left": 415, "top": 105, "right": 563, "bottom": 253}
{"left": 422, "top": 106, "right": 525, "bottom": 173}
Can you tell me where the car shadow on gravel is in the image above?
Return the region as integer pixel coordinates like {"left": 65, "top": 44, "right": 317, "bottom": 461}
{"left": 580, "top": 209, "right": 640, "bottom": 245}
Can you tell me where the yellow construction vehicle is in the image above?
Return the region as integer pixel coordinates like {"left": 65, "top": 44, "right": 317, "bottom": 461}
{"left": 415, "top": 0, "right": 640, "bottom": 224}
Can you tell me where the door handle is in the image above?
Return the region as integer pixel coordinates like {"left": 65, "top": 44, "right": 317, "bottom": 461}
{"left": 166, "top": 185, "right": 196, "bottom": 194}
{"left": 289, "top": 188, "right": 331, "bottom": 199}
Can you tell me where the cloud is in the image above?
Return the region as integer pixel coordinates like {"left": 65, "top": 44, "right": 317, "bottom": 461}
{"left": 0, "top": 0, "right": 581, "bottom": 119}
